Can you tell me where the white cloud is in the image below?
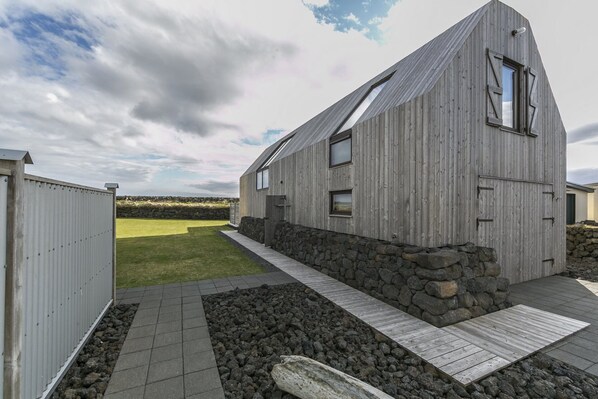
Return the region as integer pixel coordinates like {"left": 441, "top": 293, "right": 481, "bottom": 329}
{"left": 344, "top": 13, "right": 360, "bottom": 23}
{"left": 0, "top": 0, "right": 596, "bottom": 196}
{"left": 304, "top": 0, "right": 330, "bottom": 7}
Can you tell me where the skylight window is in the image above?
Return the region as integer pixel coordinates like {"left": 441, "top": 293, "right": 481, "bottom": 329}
{"left": 256, "top": 136, "right": 293, "bottom": 190}
{"left": 336, "top": 78, "right": 390, "bottom": 133}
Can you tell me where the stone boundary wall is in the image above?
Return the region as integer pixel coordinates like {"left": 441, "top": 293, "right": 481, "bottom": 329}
{"left": 567, "top": 225, "right": 598, "bottom": 261}
{"left": 117, "top": 196, "right": 238, "bottom": 203}
{"left": 117, "top": 205, "right": 229, "bottom": 220}
{"left": 270, "top": 222, "right": 511, "bottom": 327}
{"left": 239, "top": 217, "right": 265, "bottom": 244}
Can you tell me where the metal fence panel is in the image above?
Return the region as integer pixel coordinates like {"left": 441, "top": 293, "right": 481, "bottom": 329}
{"left": 230, "top": 202, "right": 240, "bottom": 226}
{"left": 22, "top": 177, "right": 113, "bottom": 398}
{"left": 0, "top": 175, "right": 8, "bottom": 396}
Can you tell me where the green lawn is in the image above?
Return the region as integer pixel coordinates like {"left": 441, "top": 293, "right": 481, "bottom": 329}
{"left": 116, "top": 219, "right": 264, "bottom": 288}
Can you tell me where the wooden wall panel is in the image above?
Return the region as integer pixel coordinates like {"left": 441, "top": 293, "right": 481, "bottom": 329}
{"left": 239, "top": 1, "right": 566, "bottom": 281}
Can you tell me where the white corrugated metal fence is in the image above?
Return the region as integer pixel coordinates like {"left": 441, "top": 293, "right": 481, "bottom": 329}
{"left": 230, "top": 202, "right": 240, "bottom": 226}
{"left": 21, "top": 176, "right": 114, "bottom": 398}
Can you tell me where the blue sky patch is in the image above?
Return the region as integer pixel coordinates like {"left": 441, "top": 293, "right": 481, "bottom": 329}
{"left": 3, "top": 9, "right": 96, "bottom": 79}
{"left": 241, "top": 129, "right": 286, "bottom": 146}
{"left": 305, "top": 0, "right": 398, "bottom": 41}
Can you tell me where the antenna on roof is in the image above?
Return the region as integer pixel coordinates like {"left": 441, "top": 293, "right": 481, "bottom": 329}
{"left": 512, "top": 27, "right": 526, "bottom": 36}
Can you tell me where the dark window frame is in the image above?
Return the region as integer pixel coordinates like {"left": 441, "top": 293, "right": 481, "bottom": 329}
{"left": 500, "top": 57, "right": 525, "bottom": 135}
{"left": 256, "top": 169, "right": 268, "bottom": 191}
{"left": 329, "top": 129, "right": 352, "bottom": 168}
{"left": 329, "top": 189, "right": 353, "bottom": 216}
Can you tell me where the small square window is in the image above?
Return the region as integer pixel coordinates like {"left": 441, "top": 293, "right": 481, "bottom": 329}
{"left": 330, "top": 190, "right": 352, "bottom": 216}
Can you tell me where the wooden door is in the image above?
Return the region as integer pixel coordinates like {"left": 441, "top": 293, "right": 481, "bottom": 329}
{"left": 477, "top": 177, "right": 554, "bottom": 283}
{"left": 265, "top": 195, "right": 286, "bottom": 247}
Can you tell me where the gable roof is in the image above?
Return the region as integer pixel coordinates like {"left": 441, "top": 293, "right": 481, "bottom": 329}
{"left": 0, "top": 149, "right": 33, "bottom": 164}
{"left": 243, "top": 2, "right": 490, "bottom": 176}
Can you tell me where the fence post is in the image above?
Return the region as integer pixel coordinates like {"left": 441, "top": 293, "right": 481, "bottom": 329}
{"left": 1, "top": 150, "right": 32, "bottom": 399}
{"left": 105, "top": 183, "right": 119, "bottom": 306}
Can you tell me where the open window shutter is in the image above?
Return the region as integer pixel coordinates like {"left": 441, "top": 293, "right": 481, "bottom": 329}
{"left": 526, "top": 67, "right": 539, "bottom": 137}
{"left": 486, "top": 49, "right": 503, "bottom": 127}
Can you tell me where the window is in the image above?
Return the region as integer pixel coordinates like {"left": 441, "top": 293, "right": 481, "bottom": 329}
{"left": 502, "top": 61, "right": 519, "bottom": 129}
{"left": 256, "top": 136, "right": 292, "bottom": 190}
{"left": 329, "top": 75, "right": 392, "bottom": 167}
{"left": 330, "top": 190, "right": 352, "bottom": 216}
{"left": 330, "top": 131, "right": 352, "bottom": 167}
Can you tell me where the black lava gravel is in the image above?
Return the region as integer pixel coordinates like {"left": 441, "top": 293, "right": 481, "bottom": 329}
{"left": 51, "top": 304, "right": 138, "bottom": 399}
{"left": 560, "top": 259, "right": 598, "bottom": 283}
{"left": 204, "top": 283, "right": 598, "bottom": 399}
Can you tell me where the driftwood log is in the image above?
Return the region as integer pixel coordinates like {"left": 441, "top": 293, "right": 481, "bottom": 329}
{"left": 271, "top": 355, "right": 394, "bottom": 399}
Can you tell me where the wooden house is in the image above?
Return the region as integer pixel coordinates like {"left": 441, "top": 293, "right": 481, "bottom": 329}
{"left": 566, "top": 182, "right": 595, "bottom": 224}
{"left": 239, "top": 0, "right": 566, "bottom": 284}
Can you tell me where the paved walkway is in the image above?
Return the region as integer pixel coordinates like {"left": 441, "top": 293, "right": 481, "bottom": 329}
{"left": 222, "top": 231, "right": 588, "bottom": 385}
{"left": 106, "top": 272, "right": 295, "bottom": 399}
{"left": 511, "top": 276, "right": 598, "bottom": 377}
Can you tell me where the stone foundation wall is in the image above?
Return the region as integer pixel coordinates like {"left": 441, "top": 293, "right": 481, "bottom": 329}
{"left": 271, "top": 222, "right": 511, "bottom": 327}
{"left": 239, "top": 217, "right": 265, "bottom": 244}
{"left": 117, "top": 205, "right": 229, "bottom": 220}
{"left": 567, "top": 225, "right": 598, "bottom": 261}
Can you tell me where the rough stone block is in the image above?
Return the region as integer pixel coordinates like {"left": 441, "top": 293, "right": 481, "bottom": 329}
{"left": 415, "top": 264, "right": 462, "bottom": 281}
{"left": 484, "top": 262, "right": 501, "bottom": 277}
{"left": 403, "top": 251, "right": 462, "bottom": 269}
{"left": 496, "top": 277, "right": 509, "bottom": 292}
{"left": 398, "top": 286, "right": 412, "bottom": 307}
{"left": 412, "top": 292, "right": 457, "bottom": 316}
{"left": 457, "top": 292, "right": 475, "bottom": 308}
{"left": 425, "top": 281, "right": 458, "bottom": 299}
{"left": 422, "top": 308, "right": 472, "bottom": 327}
{"left": 473, "top": 292, "right": 493, "bottom": 309}
{"left": 382, "top": 284, "right": 400, "bottom": 300}
{"left": 467, "top": 277, "right": 497, "bottom": 294}
{"left": 378, "top": 268, "right": 395, "bottom": 284}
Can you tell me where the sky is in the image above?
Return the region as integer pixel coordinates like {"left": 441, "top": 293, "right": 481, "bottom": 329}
{"left": 0, "top": 0, "right": 597, "bottom": 196}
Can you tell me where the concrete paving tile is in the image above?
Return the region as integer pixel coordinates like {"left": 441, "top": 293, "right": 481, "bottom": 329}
{"left": 161, "top": 298, "right": 182, "bottom": 306}
{"left": 104, "top": 386, "right": 145, "bottom": 399}
{"left": 155, "top": 320, "right": 182, "bottom": 335}
{"left": 127, "top": 325, "right": 156, "bottom": 340}
{"left": 185, "top": 387, "right": 225, "bottom": 399}
{"left": 183, "top": 295, "right": 203, "bottom": 304}
{"left": 154, "top": 330, "right": 183, "bottom": 348}
{"left": 147, "top": 358, "right": 184, "bottom": 383}
{"left": 138, "top": 300, "right": 161, "bottom": 310}
{"left": 158, "top": 312, "right": 183, "bottom": 323}
{"left": 183, "top": 308, "right": 204, "bottom": 320}
{"left": 160, "top": 304, "right": 182, "bottom": 314}
{"left": 216, "top": 286, "right": 233, "bottom": 293}
{"left": 131, "top": 314, "right": 158, "bottom": 328}
{"left": 105, "top": 365, "right": 148, "bottom": 394}
{"left": 121, "top": 336, "right": 154, "bottom": 354}
{"left": 546, "top": 348, "right": 594, "bottom": 370}
{"left": 212, "top": 279, "right": 230, "bottom": 288}
{"left": 151, "top": 342, "right": 183, "bottom": 364}
{"left": 120, "top": 298, "right": 142, "bottom": 304}
{"left": 559, "top": 343, "right": 598, "bottom": 363}
{"left": 183, "top": 326, "right": 209, "bottom": 342}
{"left": 114, "top": 349, "right": 151, "bottom": 372}
{"left": 184, "top": 368, "right": 221, "bottom": 395}
{"left": 135, "top": 309, "right": 160, "bottom": 319}
{"left": 199, "top": 288, "right": 218, "bottom": 295}
{"left": 144, "top": 376, "right": 184, "bottom": 399}
{"left": 183, "top": 338, "right": 212, "bottom": 355}
{"left": 183, "top": 317, "right": 206, "bottom": 330}
{"left": 184, "top": 349, "right": 215, "bottom": 374}
{"left": 586, "top": 363, "right": 598, "bottom": 377}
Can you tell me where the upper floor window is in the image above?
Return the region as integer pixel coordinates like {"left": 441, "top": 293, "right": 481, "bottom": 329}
{"left": 330, "top": 130, "right": 352, "bottom": 167}
{"left": 502, "top": 61, "right": 519, "bottom": 130}
{"left": 256, "top": 136, "right": 292, "bottom": 190}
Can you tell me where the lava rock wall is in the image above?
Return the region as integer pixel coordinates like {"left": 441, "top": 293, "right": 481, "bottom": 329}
{"left": 117, "top": 205, "right": 229, "bottom": 220}
{"left": 270, "top": 221, "right": 511, "bottom": 327}
{"left": 239, "top": 216, "right": 266, "bottom": 244}
{"left": 567, "top": 225, "right": 598, "bottom": 261}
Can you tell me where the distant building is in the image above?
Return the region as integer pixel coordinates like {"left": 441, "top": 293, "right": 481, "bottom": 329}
{"left": 566, "top": 182, "right": 597, "bottom": 224}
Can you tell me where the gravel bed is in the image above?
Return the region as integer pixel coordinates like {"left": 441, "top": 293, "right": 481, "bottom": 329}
{"left": 560, "top": 259, "right": 598, "bottom": 282}
{"left": 51, "top": 304, "right": 138, "bottom": 399}
{"left": 205, "top": 283, "right": 598, "bottom": 399}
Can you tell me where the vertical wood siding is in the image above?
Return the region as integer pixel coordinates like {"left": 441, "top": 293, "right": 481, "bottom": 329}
{"left": 239, "top": 1, "right": 566, "bottom": 282}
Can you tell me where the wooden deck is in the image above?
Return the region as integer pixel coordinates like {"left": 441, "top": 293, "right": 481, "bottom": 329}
{"left": 223, "top": 231, "right": 589, "bottom": 384}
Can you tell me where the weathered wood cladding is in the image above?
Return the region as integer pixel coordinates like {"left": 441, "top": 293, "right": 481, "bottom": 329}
{"left": 239, "top": 1, "right": 567, "bottom": 283}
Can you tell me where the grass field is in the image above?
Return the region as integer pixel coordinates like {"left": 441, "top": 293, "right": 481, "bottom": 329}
{"left": 116, "top": 219, "right": 264, "bottom": 288}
